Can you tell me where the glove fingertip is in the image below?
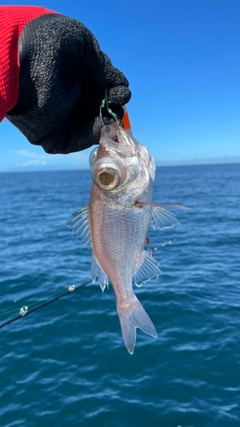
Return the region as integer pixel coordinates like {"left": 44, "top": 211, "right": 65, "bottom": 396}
{"left": 107, "top": 86, "right": 132, "bottom": 107}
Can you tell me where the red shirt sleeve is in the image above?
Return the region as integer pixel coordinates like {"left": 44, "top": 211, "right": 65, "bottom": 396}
{"left": 0, "top": 6, "right": 57, "bottom": 122}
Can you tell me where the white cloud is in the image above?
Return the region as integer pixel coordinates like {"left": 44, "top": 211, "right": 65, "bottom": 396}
{"left": 13, "top": 149, "right": 48, "bottom": 160}
{"left": 10, "top": 146, "right": 94, "bottom": 170}
{"left": 21, "top": 160, "right": 47, "bottom": 168}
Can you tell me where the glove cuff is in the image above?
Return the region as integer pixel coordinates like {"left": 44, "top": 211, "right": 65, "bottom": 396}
{"left": 0, "top": 6, "right": 56, "bottom": 121}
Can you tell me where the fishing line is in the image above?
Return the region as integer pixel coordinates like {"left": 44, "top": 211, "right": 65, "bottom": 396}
{"left": 0, "top": 280, "right": 91, "bottom": 329}
{"left": 99, "top": 89, "right": 118, "bottom": 125}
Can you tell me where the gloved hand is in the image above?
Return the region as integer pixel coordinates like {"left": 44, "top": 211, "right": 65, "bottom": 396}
{"left": 6, "top": 12, "right": 131, "bottom": 154}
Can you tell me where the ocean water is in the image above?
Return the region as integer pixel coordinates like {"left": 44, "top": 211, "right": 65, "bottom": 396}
{"left": 0, "top": 163, "right": 239, "bottom": 427}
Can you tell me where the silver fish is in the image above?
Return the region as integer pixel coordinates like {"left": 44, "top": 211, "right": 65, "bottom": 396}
{"left": 69, "top": 123, "right": 183, "bottom": 354}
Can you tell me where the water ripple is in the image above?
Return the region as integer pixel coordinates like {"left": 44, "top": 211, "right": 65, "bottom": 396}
{"left": 0, "top": 166, "right": 240, "bottom": 426}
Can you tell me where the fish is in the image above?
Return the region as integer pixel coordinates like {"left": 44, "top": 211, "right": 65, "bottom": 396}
{"left": 69, "top": 122, "right": 185, "bottom": 354}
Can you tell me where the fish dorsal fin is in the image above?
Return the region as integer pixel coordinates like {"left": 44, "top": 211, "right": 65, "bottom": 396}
{"left": 68, "top": 206, "right": 91, "bottom": 247}
{"left": 134, "top": 250, "right": 161, "bottom": 287}
{"left": 150, "top": 205, "right": 180, "bottom": 230}
{"left": 91, "top": 255, "right": 109, "bottom": 292}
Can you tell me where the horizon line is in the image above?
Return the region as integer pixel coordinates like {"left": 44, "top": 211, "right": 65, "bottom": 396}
{"left": 0, "top": 160, "right": 239, "bottom": 174}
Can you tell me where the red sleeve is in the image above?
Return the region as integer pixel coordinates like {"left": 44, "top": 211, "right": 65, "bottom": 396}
{"left": 0, "top": 6, "right": 57, "bottom": 122}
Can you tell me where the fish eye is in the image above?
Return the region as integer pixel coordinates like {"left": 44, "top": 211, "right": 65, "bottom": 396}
{"left": 89, "top": 147, "right": 98, "bottom": 168}
{"left": 92, "top": 159, "right": 126, "bottom": 191}
{"left": 98, "top": 171, "right": 115, "bottom": 187}
{"left": 95, "top": 168, "right": 120, "bottom": 190}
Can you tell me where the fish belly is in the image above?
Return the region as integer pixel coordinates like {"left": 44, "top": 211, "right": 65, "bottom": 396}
{"left": 93, "top": 203, "right": 157, "bottom": 354}
{"left": 101, "top": 204, "right": 149, "bottom": 297}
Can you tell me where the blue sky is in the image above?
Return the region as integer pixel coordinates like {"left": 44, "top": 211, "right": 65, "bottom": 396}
{"left": 1, "top": 0, "right": 240, "bottom": 171}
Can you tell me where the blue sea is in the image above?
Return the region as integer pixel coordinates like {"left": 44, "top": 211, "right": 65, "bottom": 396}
{"left": 0, "top": 163, "right": 239, "bottom": 427}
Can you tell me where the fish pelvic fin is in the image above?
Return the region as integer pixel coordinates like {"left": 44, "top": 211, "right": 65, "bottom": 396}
{"left": 134, "top": 250, "right": 161, "bottom": 287}
{"left": 117, "top": 295, "right": 157, "bottom": 355}
{"left": 91, "top": 255, "right": 109, "bottom": 292}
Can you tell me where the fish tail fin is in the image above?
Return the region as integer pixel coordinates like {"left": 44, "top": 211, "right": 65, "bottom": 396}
{"left": 117, "top": 296, "right": 157, "bottom": 355}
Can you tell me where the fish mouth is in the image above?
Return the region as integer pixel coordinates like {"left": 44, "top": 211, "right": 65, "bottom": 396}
{"left": 103, "top": 124, "right": 120, "bottom": 143}
{"left": 100, "top": 123, "right": 135, "bottom": 156}
{"left": 112, "top": 135, "right": 120, "bottom": 143}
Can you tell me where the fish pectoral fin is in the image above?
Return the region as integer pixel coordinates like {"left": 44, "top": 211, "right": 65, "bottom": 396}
{"left": 134, "top": 250, "right": 161, "bottom": 287}
{"left": 150, "top": 205, "right": 180, "bottom": 230}
{"left": 136, "top": 202, "right": 189, "bottom": 230}
{"left": 68, "top": 206, "right": 91, "bottom": 246}
{"left": 136, "top": 202, "right": 189, "bottom": 210}
{"left": 91, "top": 255, "right": 109, "bottom": 292}
{"left": 117, "top": 295, "right": 157, "bottom": 355}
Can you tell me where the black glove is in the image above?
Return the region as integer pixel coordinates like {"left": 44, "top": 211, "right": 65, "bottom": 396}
{"left": 7, "top": 13, "right": 131, "bottom": 154}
